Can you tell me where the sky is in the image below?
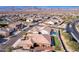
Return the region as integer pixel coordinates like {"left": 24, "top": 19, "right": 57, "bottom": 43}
{"left": 0, "top": 6, "right": 79, "bottom": 9}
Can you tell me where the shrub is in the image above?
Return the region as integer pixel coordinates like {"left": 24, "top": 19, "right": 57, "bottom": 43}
{"left": 62, "top": 32, "right": 79, "bottom": 51}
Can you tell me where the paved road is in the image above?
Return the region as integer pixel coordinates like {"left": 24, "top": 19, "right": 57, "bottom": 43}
{"left": 0, "top": 19, "right": 48, "bottom": 51}
{"left": 66, "top": 20, "right": 79, "bottom": 43}
{"left": 0, "top": 26, "right": 33, "bottom": 51}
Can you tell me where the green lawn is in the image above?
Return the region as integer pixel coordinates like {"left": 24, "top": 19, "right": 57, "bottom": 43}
{"left": 52, "top": 36, "right": 61, "bottom": 50}
{"left": 54, "top": 36, "right": 60, "bottom": 47}
{"left": 51, "top": 31, "right": 61, "bottom": 50}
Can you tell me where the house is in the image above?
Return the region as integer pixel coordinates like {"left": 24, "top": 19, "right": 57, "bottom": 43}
{"left": 17, "top": 34, "right": 51, "bottom": 50}
{"left": 0, "top": 29, "right": 9, "bottom": 37}
{"left": 26, "top": 18, "right": 33, "bottom": 23}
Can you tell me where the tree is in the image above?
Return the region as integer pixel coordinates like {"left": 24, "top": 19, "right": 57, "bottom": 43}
{"left": 5, "top": 46, "right": 14, "bottom": 52}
